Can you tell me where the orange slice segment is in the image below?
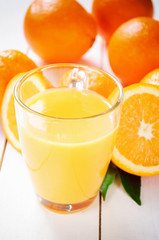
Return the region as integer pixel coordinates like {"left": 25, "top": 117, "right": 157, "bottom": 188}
{"left": 1, "top": 72, "right": 47, "bottom": 152}
{"left": 112, "top": 83, "right": 159, "bottom": 176}
{"left": 140, "top": 68, "right": 159, "bottom": 86}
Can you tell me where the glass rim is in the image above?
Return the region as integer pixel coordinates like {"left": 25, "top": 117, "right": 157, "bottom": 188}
{"left": 14, "top": 63, "right": 124, "bottom": 121}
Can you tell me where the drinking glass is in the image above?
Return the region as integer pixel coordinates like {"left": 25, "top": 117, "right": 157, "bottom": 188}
{"left": 14, "top": 64, "right": 123, "bottom": 213}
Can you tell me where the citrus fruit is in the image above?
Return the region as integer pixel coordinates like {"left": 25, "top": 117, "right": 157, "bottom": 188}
{"left": 60, "top": 69, "right": 116, "bottom": 98}
{"left": 0, "top": 49, "right": 37, "bottom": 110}
{"left": 141, "top": 68, "right": 159, "bottom": 86}
{"left": 107, "top": 87, "right": 119, "bottom": 105}
{"left": 24, "top": 0, "right": 97, "bottom": 63}
{"left": 112, "top": 83, "right": 159, "bottom": 176}
{"left": 1, "top": 72, "right": 47, "bottom": 152}
{"left": 92, "top": 0, "right": 153, "bottom": 43}
{"left": 108, "top": 17, "right": 159, "bottom": 86}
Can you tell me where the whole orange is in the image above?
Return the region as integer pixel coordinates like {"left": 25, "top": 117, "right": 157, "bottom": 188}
{"left": 24, "top": 0, "right": 97, "bottom": 63}
{"left": 108, "top": 17, "right": 159, "bottom": 86}
{"left": 92, "top": 0, "right": 153, "bottom": 43}
{"left": 0, "top": 49, "right": 37, "bottom": 110}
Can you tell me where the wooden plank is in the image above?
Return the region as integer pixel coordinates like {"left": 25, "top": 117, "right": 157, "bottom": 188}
{"left": 0, "top": 1, "right": 103, "bottom": 239}
{"left": 101, "top": 1, "right": 159, "bottom": 238}
{"left": 23, "top": 40, "right": 104, "bottom": 240}
{"left": 0, "top": 119, "right": 6, "bottom": 170}
{"left": 0, "top": 143, "right": 100, "bottom": 240}
{"left": 101, "top": 175, "right": 159, "bottom": 240}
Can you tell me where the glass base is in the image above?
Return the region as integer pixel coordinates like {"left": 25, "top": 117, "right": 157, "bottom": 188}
{"left": 37, "top": 194, "right": 97, "bottom": 213}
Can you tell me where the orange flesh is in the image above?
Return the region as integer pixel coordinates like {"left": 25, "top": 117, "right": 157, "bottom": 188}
{"left": 116, "top": 93, "right": 159, "bottom": 166}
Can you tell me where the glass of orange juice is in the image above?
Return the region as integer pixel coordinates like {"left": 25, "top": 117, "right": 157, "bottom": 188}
{"left": 14, "top": 64, "right": 123, "bottom": 213}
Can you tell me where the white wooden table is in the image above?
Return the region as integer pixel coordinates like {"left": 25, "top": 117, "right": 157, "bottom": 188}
{"left": 0, "top": 1, "right": 159, "bottom": 239}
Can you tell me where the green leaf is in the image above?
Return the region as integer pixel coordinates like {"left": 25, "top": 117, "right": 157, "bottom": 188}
{"left": 118, "top": 168, "right": 141, "bottom": 205}
{"left": 100, "top": 162, "right": 118, "bottom": 201}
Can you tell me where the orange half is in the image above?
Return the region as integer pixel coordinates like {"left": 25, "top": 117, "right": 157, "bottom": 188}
{"left": 60, "top": 69, "right": 116, "bottom": 98}
{"left": 1, "top": 72, "right": 48, "bottom": 151}
{"left": 112, "top": 83, "right": 159, "bottom": 176}
{"left": 141, "top": 68, "right": 159, "bottom": 86}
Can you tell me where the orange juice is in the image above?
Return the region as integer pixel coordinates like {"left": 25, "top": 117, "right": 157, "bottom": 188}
{"left": 18, "top": 88, "right": 118, "bottom": 204}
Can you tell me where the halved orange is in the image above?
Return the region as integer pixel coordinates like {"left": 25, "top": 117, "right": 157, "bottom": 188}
{"left": 107, "top": 87, "right": 120, "bottom": 105}
{"left": 141, "top": 68, "right": 159, "bottom": 86}
{"left": 112, "top": 83, "right": 159, "bottom": 176}
{"left": 1, "top": 72, "right": 48, "bottom": 152}
{"left": 60, "top": 69, "right": 116, "bottom": 98}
